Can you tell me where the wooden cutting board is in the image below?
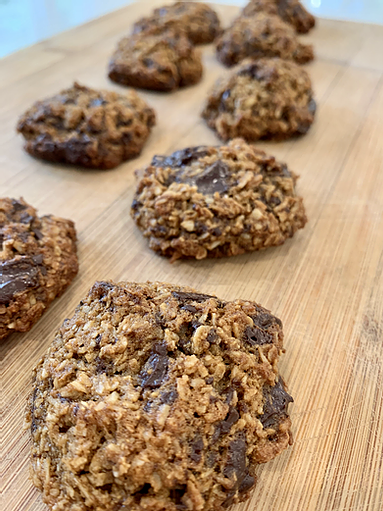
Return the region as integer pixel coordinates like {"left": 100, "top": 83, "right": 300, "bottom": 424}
{"left": 1, "top": 2, "right": 383, "bottom": 510}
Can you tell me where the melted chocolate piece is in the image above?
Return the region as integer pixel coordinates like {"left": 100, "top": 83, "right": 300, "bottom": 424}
{"left": 223, "top": 436, "right": 248, "bottom": 482}
{"left": 172, "top": 291, "right": 216, "bottom": 302}
{"left": 260, "top": 378, "right": 293, "bottom": 429}
{"left": 181, "top": 304, "right": 197, "bottom": 313}
{"left": 182, "top": 161, "right": 231, "bottom": 196}
{"left": 11, "top": 199, "right": 27, "bottom": 212}
{"left": 190, "top": 436, "right": 204, "bottom": 463}
{"left": 238, "top": 61, "right": 277, "bottom": 82}
{"left": 32, "top": 227, "right": 44, "bottom": 240}
{"left": 0, "top": 256, "right": 40, "bottom": 304}
{"left": 160, "top": 389, "right": 178, "bottom": 405}
{"left": 244, "top": 325, "right": 273, "bottom": 346}
{"left": 252, "top": 312, "right": 281, "bottom": 329}
{"left": 207, "top": 329, "right": 217, "bottom": 344}
{"left": 151, "top": 147, "right": 209, "bottom": 169}
{"left": 140, "top": 346, "right": 169, "bottom": 388}
{"left": 213, "top": 406, "right": 239, "bottom": 442}
{"left": 308, "top": 98, "right": 317, "bottom": 115}
{"left": 222, "top": 435, "right": 256, "bottom": 504}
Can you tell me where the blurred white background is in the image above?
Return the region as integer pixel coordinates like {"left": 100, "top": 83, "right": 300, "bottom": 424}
{"left": 1, "top": 0, "right": 383, "bottom": 58}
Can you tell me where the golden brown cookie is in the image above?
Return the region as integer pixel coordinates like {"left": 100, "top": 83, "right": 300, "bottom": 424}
{"left": 131, "top": 139, "right": 307, "bottom": 260}
{"left": 27, "top": 280, "right": 293, "bottom": 511}
{"left": 243, "top": 0, "right": 316, "bottom": 34}
{"left": 17, "top": 83, "right": 156, "bottom": 169}
{"left": 108, "top": 29, "right": 203, "bottom": 92}
{"left": 1, "top": 198, "right": 78, "bottom": 340}
{"left": 133, "top": 2, "right": 221, "bottom": 45}
{"left": 216, "top": 12, "right": 314, "bottom": 67}
{"left": 202, "top": 58, "right": 316, "bottom": 142}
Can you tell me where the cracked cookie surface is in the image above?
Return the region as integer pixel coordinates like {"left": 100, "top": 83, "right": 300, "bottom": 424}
{"left": 133, "top": 2, "right": 221, "bottom": 45}
{"left": 131, "top": 138, "right": 307, "bottom": 260}
{"left": 216, "top": 12, "right": 314, "bottom": 67}
{"left": 17, "top": 83, "right": 156, "bottom": 169}
{"left": 108, "top": 28, "right": 203, "bottom": 92}
{"left": 202, "top": 58, "right": 316, "bottom": 142}
{"left": 0, "top": 198, "right": 78, "bottom": 340}
{"left": 27, "top": 280, "right": 293, "bottom": 511}
{"left": 243, "top": 0, "right": 316, "bottom": 33}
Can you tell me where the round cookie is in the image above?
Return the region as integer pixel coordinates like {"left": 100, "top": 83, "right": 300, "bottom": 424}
{"left": 131, "top": 138, "right": 307, "bottom": 260}
{"left": 243, "top": 0, "right": 316, "bottom": 34}
{"left": 27, "top": 280, "right": 293, "bottom": 511}
{"left": 17, "top": 82, "right": 156, "bottom": 169}
{"left": 133, "top": 2, "right": 221, "bottom": 45}
{"left": 202, "top": 58, "right": 316, "bottom": 142}
{"left": 0, "top": 197, "right": 78, "bottom": 340}
{"left": 216, "top": 12, "right": 314, "bottom": 67}
{"left": 108, "top": 28, "right": 203, "bottom": 92}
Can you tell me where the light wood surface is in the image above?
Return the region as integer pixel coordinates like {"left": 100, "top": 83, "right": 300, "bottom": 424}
{"left": 1, "top": 2, "right": 383, "bottom": 511}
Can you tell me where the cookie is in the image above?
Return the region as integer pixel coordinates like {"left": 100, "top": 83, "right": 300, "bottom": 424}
{"left": 216, "top": 12, "right": 314, "bottom": 67}
{"left": 27, "top": 280, "right": 293, "bottom": 511}
{"left": 108, "top": 28, "right": 203, "bottom": 92}
{"left": 243, "top": 0, "right": 316, "bottom": 34}
{"left": 202, "top": 58, "right": 316, "bottom": 142}
{"left": 131, "top": 138, "right": 307, "bottom": 260}
{"left": 17, "top": 83, "right": 156, "bottom": 170}
{"left": 133, "top": 2, "right": 221, "bottom": 45}
{"left": 0, "top": 198, "right": 78, "bottom": 340}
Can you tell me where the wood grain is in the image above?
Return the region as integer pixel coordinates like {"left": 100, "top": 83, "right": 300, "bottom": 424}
{"left": 1, "top": 2, "right": 383, "bottom": 511}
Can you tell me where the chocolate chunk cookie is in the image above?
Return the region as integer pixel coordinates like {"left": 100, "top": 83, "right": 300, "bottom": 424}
{"left": 216, "top": 12, "right": 314, "bottom": 67}
{"left": 133, "top": 2, "right": 221, "bottom": 45}
{"left": 202, "top": 58, "right": 316, "bottom": 142}
{"left": 0, "top": 198, "right": 78, "bottom": 340}
{"left": 131, "top": 138, "right": 307, "bottom": 260}
{"left": 17, "top": 82, "right": 156, "bottom": 169}
{"left": 243, "top": 0, "right": 316, "bottom": 34}
{"left": 108, "top": 28, "right": 203, "bottom": 92}
{"left": 27, "top": 280, "right": 293, "bottom": 511}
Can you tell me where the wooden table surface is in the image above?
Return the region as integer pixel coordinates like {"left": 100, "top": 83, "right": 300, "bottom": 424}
{"left": 1, "top": 2, "right": 383, "bottom": 511}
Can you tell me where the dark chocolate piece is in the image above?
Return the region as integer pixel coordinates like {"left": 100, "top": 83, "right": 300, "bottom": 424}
{"left": 0, "top": 256, "right": 40, "bottom": 304}
{"left": 259, "top": 378, "right": 293, "bottom": 428}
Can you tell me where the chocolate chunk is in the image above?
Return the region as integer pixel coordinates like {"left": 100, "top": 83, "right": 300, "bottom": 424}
{"left": 238, "top": 473, "right": 256, "bottom": 493}
{"left": 172, "top": 291, "right": 216, "bottom": 302}
{"left": 181, "top": 304, "right": 197, "bottom": 313}
{"left": 0, "top": 256, "right": 40, "bottom": 304}
{"left": 207, "top": 329, "right": 217, "bottom": 344}
{"left": 190, "top": 436, "right": 204, "bottom": 463}
{"left": 140, "top": 347, "right": 169, "bottom": 388}
{"left": 223, "top": 436, "right": 247, "bottom": 481}
{"left": 32, "top": 228, "right": 44, "bottom": 240}
{"left": 308, "top": 98, "right": 317, "bottom": 115}
{"left": 160, "top": 389, "right": 178, "bottom": 405}
{"left": 11, "top": 199, "right": 27, "bottom": 212}
{"left": 213, "top": 406, "right": 239, "bottom": 441}
{"left": 244, "top": 325, "right": 273, "bottom": 346}
{"left": 151, "top": 146, "right": 209, "bottom": 169}
{"left": 225, "top": 388, "right": 235, "bottom": 405}
{"left": 252, "top": 312, "right": 277, "bottom": 329}
{"left": 183, "top": 161, "right": 231, "bottom": 196}
{"left": 206, "top": 377, "right": 214, "bottom": 385}
{"left": 222, "top": 435, "right": 255, "bottom": 501}
{"left": 259, "top": 378, "right": 293, "bottom": 429}
{"left": 238, "top": 61, "right": 277, "bottom": 83}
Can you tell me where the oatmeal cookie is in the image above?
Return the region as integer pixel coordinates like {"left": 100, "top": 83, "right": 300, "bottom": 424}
{"left": 131, "top": 138, "right": 307, "bottom": 260}
{"left": 216, "top": 12, "right": 314, "bottom": 67}
{"left": 108, "top": 28, "right": 203, "bottom": 92}
{"left": 243, "top": 0, "right": 316, "bottom": 34}
{"left": 133, "top": 2, "right": 221, "bottom": 45}
{"left": 27, "top": 280, "right": 293, "bottom": 511}
{"left": 202, "top": 58, "right": 316, "bottom": 142}
{"left": 0, "top": 198, "right": 78, "bottom": 340}
{"left": 17, "top": 82, "right": 156, "bottom": 169}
